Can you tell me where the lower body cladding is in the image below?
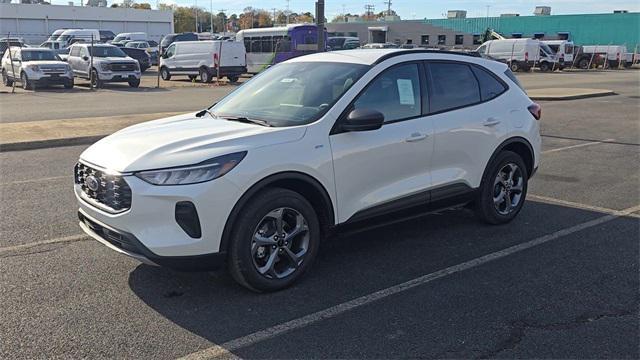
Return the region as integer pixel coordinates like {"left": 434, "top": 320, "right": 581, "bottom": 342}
{"left": 75, "top": 175, "right": 242, "bottom": 271}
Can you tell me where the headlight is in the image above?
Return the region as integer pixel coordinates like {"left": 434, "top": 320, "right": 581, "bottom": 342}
{"left": 99, "top": 62, "right": 110, "bottom": 71}
{"left": 135, "top": 152, "right": 247, "bottom": 185}
{"left": 26, "top": 64, "right": 40, "bottom": 72}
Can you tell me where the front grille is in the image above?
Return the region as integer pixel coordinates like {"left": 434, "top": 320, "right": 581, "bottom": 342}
{"left": 109, "top": 62, "right": 136, "bottom": 72}
{"left": 40, "top": 65, "right": 66, "bottom": 74}
{"left": 75, "top": 162, "right": 132, "bottom": 213}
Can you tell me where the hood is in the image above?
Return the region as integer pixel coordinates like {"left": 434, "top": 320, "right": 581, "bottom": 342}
{"left": 94, "top": 56, "right": 137, "bottom": 63}
{"left": 80, "top": 112, "right": 307, "bottom": 172}
{"left": 30, "top": 60, "right": 68, "bottom": 66}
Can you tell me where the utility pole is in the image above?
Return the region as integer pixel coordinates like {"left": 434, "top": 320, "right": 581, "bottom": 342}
{"left": 209, "top": 0, "right": 213, "bottom": 32}
{"left": 364, "top": 4, "right": 375, "bottom": 20}
{"left": 286, "top": 0, "right": 290, "bottom": 25}
{"left": 219, "top": 9, "right": 227, "bottom": 36}
{"left": 315, "top": 0, "right": 325, "bottom": 52}
{"left": 195, "top": 0, "right": 198, "bottom": 33}
{"left": 486, "top": 5, "right": 491, "bottom": 18}
{"left": 342, "top": 3, "right": 346, "bottom": 21}
{"left": 384, "top": 0, "right": 392, "bottom": 16}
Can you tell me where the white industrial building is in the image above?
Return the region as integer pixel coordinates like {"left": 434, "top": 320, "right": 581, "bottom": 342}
{"left": 0, "top": 3, "right": 173, "bottom": 44}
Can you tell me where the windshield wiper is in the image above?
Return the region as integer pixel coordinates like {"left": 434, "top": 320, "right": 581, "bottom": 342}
{"left": 195, "top": 108, "right": 216, "bottom": 118}
{"left": 218, "top": 115, "right": 273, "bottom": 127}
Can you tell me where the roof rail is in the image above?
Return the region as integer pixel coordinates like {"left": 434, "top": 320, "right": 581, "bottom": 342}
{"left": 373, "top": 49, "right": 481, "bottom": 64}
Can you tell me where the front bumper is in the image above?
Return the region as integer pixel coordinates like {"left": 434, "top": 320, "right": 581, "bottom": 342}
{"left": 75, "top": 173, "right": 242, "bottom": 258}
{"left": 97, "top": 71, "right": 141, "bottom": 82}
{"left": 78, "top": 210, "right": 227, "bottom": 270}
{"left": 33, "top": 75, "right": 73, "bottom": 85}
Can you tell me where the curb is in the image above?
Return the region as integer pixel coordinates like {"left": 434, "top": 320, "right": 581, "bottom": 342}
{"left": 0, "top": 135, "right": 105, "bottom": 152}
{"left": 529, "top": 91, "right": 616, "bottom": 101}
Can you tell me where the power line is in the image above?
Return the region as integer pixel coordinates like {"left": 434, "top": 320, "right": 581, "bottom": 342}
{"left": 364, "top": 4, "right": 375, "bottom": 20}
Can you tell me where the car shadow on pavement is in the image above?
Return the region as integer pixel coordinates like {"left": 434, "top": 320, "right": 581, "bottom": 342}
{"left": 125, "top": 199, "right": 640, "bottom": 355}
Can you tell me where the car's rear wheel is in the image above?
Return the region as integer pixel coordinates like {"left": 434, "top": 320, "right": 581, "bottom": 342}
{"left": 578, "top": 58, "right": 590, "bottom": 69}
{"left": 128, "top": 79, "right": 140, "bottom": 88}
{"left": 227, "top": 75, "right": 239, "bottom": 83}
{"left": 228, "top": 188, "right": 320, "bottom": 292}
{"left": 160, "top": 66, "right": 171, "bottom": 80}
{"left": 2, "top": 69, "right": 12, "bottom": 86}
{"left": 475, "top": 151, "right": 528, "bottom": 224}
{"left": 91, "top": 69, "right": 102, "bottom": 88}
{"left": 509, "top": 61, "right": 520, "bottom": 72}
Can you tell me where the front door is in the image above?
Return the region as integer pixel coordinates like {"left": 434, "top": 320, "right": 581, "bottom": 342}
{"left": 330, "top": 62, "right": 434, "bottom": 223}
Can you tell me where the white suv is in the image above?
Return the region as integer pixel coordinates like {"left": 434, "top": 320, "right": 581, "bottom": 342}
{"left": 75, "top": 49, "right": 541, "bottom": 292}
{"left": 2, "top": 47, "right": 74, "bottom": 90}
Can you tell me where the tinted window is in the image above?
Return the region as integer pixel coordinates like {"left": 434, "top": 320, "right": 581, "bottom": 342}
{"left": 89, "top": 46, "right": 126, "bottom": 57}
{"left": 437, "top": 35, "right": 446, "bottom": 45}
{"left": 353, "top": 63, "right": 421, "bottom": 123}
{"left": 428, "top": 62, "right": 480, "bottom": 113}
{"left": 455, "top": 35, "right": 464, "bottom": 45}
{"left": 21, "top": 50, "right": 58, "bottom": 61}
{"left": 503, "top": 69, "right": 525, "bottom": 92}
{"left": 471, "top": 66, "right": 506, "bottom": 101}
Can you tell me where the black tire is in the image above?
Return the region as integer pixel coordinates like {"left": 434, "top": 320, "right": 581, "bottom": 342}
{"left": 199, "top": 67, "right": 212, "bottom": 83}
{"left": 578, "top": 58, "right": 590, "bottom": 70}
{"left": 539, "top": 62, "right": 550, "bottom": 72}
{"left": 21, "top": 72, "right": 33, "bottom": 90}
{"left": 160, "top": 66, "right": 171, "bottom": 80}
{"left": 227, "top": 188, "right": 321, "bottom": 292}
{"left": 188, "top": 75, "right": 198, "bottom": 81}
{"left": 2, "top": 69, "right": 12, "bottom": 86}
{"left": 64, "top": 79, "right": 74, "bottom": 89}
{"left": 91, "top": 69, "right": 103, "bottom": 88}
{"left": 128, "top": 79, "right": 140, "bottom": 88}
{"left": 509, "top": 61, "right": 520, "bottom": 72}
{"left": 228, "top": 75, "right": 239, "bottom": 83}
{"left": 474, "top": 151, "right": 528, "bottom": 225}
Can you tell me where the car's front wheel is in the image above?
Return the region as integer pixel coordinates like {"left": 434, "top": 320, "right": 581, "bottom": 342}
{"left": 228, "top": 188, "right": 320, "bottom": 292}
{"left": 128, "top": 79, "right": 140, "bottom": 88}
{"left": 160, "top": 66, "right": 171, "bottom": 80}
{"left": 21, "top": 72, "right": 33, "bottom": 90}
{"left": 475, "top": 151, "right": 528, "bottom": 224}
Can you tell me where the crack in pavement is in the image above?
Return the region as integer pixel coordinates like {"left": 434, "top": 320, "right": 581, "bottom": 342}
{"left": 478, "top": 308, "right": 635, "bottom": 358}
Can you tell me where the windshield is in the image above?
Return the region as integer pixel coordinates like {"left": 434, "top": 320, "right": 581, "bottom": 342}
{"left": 113, "top": 35, "right": 128, "bottom": 42}
{"left": 540, "top": 43, "right": 555, "bottom": 56}
{"left": 89, "top": 46, "right": 126, "bottom": 57}
{"left": 161, "top": 35, "right": 175, "bottom": 46}
{"left": 58, "top": 35, "right": 71, "bottom": 41}
{"left": 211, "top": 62, "right": 369, "bottom": 127}
{"left": 22, "top": 50, "right": 58, "bottom": 61}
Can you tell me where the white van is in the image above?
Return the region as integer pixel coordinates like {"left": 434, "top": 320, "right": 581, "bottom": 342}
{"left": 112, "top": 32, "right": 148, "bottom": 46}
{"left": 56, "top": 29, "right": 100, "bottom": 48}
{"left": 542, "top": 40, "right": 574, "bottom": 69}
{"left": 477, "top": 38, "right": 558, "bottom": 72}
{"left": 582, "top": 45, "right": 630, "bottom": 68}
{"left": 159, "top": 40, "right": 247, "bottom": 83}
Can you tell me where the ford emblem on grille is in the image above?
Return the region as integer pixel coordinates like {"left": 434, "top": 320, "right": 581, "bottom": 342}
{"left": 85, "top": 175, "right": 100, "bottom": 192}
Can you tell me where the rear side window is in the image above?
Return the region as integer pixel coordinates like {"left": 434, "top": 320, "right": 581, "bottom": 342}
{"left": 353, "top": 63, "right": 421, "bottom": 123}
{"left": 428, "top": 62, "right": 480, "bottom": 113}
{"left": 471, "top": 66, "right": 506, "bottom": 101}
{"left": 503, "top": 69, "right": 525, "bottom": 92}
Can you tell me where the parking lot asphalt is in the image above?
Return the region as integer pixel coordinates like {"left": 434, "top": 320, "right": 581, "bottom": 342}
{"left": 0, "top": 70, "right": 639, "bottom": 359}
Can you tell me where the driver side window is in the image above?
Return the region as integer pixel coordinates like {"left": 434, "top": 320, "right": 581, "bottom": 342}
{"left": 352, "top": 63, "right": 422, "bottom": 123}
{"left": 165, "top": 44, "right": 175, "bottom": 58}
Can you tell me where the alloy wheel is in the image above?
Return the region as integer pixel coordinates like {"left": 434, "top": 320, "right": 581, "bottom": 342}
{"left": 251, "top": 207, "right": 310, "bottom": 279}
{"left": 493, "top": 163, "right": 524, "bottom": 215}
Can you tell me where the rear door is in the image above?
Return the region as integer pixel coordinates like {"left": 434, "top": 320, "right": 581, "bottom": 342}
{"left": 426, "top": 61, "right": 510, "bottom": 191}
{"left": 220, "top": 43, "right": 245, "bottom": 67}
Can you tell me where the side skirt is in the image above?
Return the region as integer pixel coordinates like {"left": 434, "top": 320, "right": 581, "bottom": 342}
{"left": 334, "top": 183, "right": 477, "bottom": 236}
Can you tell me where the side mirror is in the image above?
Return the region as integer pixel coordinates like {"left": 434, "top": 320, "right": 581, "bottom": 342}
{"left": 342, "top": 109, "right": 384, "bottom": 132}
{"left": 82, "top": 56, "right": 89, "bottom": 61}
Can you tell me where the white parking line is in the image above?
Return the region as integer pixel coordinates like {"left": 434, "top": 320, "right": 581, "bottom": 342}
{"left": 542, "top": 138, "right": 614, "bottom": 154}
{"left": 529, "top": 194, "right": 640, "bottom": 219}
{"left": 178, "top": 203, "right": 640, "bottom": 360}
{"left": 0, "top": 234, "right": 88, "bottom": 255}
{"left": 0, "top": 175, "right": 69, "bottom": 186}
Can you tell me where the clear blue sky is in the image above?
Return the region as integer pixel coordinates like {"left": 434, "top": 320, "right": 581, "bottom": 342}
{"left": 51, "top": 0, "right": 640, "bottom": 19}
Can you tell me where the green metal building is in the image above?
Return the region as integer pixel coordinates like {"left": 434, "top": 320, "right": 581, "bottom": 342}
{"left": 426, "top": 13, "right": 640, "bottom": 48}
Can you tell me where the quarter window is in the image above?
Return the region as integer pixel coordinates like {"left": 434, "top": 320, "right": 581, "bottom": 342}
{"left": 428, "top": 62, "right": 480, "bottom": 113}
{"left": 471, "top": 66, "right": 506, "bottom": 101}
{"left": 353, "top": 63, "right": 421, "bottom": 123}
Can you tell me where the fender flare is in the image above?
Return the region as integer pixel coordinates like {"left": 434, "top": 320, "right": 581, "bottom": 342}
{"left": 219, "top": 171, "right": 335, "bottom": 253}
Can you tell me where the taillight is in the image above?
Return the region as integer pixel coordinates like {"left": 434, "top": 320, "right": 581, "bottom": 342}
{"left": 525, "top": 52, "right": 528, "bottom": 62}
{"left": 528, "top": 103, "right": 542, "bottom": 120}
{"left": 213, "top": 53, "right": 219, "bottom": 68}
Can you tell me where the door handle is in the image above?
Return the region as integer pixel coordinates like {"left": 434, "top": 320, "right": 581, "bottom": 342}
{"left": 483, "top": 118, "right": 501, "bottom": 127}
{"left": 405, "top": 132, "right": 428, "bottom": 142}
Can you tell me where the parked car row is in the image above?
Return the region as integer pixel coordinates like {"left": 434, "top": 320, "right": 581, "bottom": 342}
{"left": 1, "top": 43, "right": 141, "bottom": 90}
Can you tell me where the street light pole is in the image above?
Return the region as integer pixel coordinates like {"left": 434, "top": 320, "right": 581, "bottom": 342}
{"left": 195, "top": 0, "right": 198, "bottom": 33}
